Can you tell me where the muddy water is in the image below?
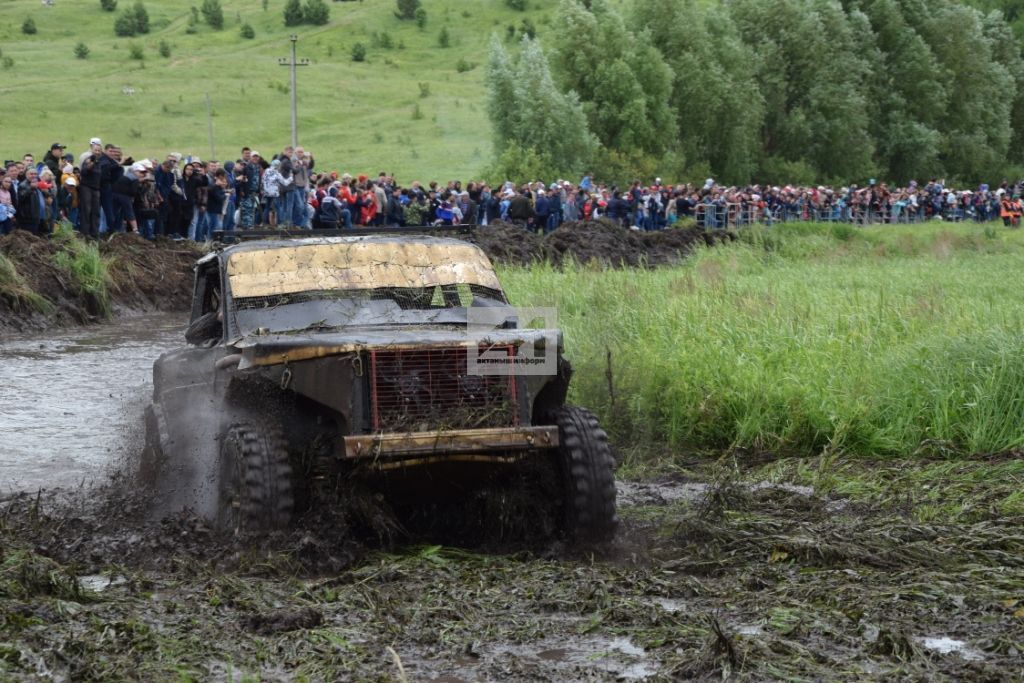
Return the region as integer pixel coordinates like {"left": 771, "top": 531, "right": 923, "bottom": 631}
{"left": 0, "top": 313, "right": 185, "bottom": 494}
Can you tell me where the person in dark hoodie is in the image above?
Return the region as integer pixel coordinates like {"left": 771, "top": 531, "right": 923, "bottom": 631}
{"left": 16, "top": 167, "right": 46, "bottom": 235}
{"left": 42, "top": 143, "right": 65, "bottom": 180}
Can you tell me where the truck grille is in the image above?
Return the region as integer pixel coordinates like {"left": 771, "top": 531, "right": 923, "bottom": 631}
{"left": 369, "top": 347, "right": 518, "bottom": 432}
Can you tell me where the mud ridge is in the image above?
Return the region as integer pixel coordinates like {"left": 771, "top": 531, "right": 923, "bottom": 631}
{"left": 467, "top": 219, "right": 735, "bottom": 268}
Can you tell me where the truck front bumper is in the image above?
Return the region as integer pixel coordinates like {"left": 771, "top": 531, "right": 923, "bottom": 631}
{"left": 343, "top": 426, "right": 559, "bottom": 461}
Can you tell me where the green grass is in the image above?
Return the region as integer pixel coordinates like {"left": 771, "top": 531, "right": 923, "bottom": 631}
{"left": 0, "top": 0, "right": 559, "bottom": 180}
{"left": 498, "top": 222, "right": 1024, "bottom": 460}
{"left": 0, "top": 252, "right": 54, "bottom": 314}
{"left": 51, "top": 223, "right": 113, "bottom": 316}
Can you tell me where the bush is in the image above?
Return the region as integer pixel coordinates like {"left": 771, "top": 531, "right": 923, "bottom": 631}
{"left": 158, "top": 39, "right": 170, "bottom": 57}
{"left": 414, "top": 7, "right": 427, "bottom": 28}
{"left": 201, "top": 0, "right": 224, "bottom": 30}
{"left": 114, "top": 11, "right": 136, "bottom": 36}
{"left": 1, "top": 56, "right": 14, "bottom": 70}
{"left": 304, "top": 0, "right": 330, "bottom": 25}
{"left": 100, "top": 0, "right": 118, "bottom": 10}
{"left": 395, "top": 0, "right": 420, "bottom": 20}
{"left": 376, "top": 31, "right": 393, "bottom": 49}
{"left": 418, "top": 81, "right": 430, "bottom": 98}
{"left": 506, "top": 0, "right": 527, "bottom": 10}
{"left": 133, "top": 1, "right": 149, "bottom": 34}
{"left": 412, "top": 103, "right": 423, "bottom": 120}
{"left": 455, "top": 58, "right": 475, "bottom": 73}
{"left": 74, "top": 42, "right": 90, "bottom": 59}
{"left": 128, "top": 42, "right": 144, "bottom": 60}
{"left": 22, "top": 18, "right": 37, "bottom": 35}
{"left": 351, "top": 42, "right": 366, "bottom": 62}
{"left": 283, "top": 0, "right": 303, "bottom": 26}
{"left": 520, "top": 17, "right": 535, "bottom": 38}
{"left": 438, "top": 26, "right": 450, "bottom": 48}
{"left": 239, "top": 22, "right": 255, "bottom": 39}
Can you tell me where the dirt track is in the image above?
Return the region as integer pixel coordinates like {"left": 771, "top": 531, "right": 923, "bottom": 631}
{"left": 2, "top": 459, "right": 1020, "bottom": 682}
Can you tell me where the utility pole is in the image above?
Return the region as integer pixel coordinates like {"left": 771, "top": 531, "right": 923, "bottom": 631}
{"left": 205, "top": 92, "right": 215, "bottom": 160}
{"left": 278, "top": 34, "right": 309, "bottom": 149}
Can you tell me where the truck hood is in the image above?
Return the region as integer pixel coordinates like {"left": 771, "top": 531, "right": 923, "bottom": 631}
{"left": 233, "top": 326, "right": 562, "bottom": 368}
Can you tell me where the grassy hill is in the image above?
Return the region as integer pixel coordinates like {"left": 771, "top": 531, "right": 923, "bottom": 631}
{"left": 0, "top": 0, "right": 553, "bottom": 181}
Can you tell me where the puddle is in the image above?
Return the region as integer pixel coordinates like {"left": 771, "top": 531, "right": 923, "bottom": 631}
{"left": 918, "top": 636, "right": 985, "bottom": 661}
{"left": 78, "top": 574, "right": 126, "bottom": 593}
{"left": 617, "top": 480, "right": 707, "bottom": 507}
{"left": 0, "top": 313, "right": 184, "bottom": 494}
{"left": 651, "top": 597, "right": 685, "bottom": 613}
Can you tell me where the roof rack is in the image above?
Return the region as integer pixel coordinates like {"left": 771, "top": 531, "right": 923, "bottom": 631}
{"left": 211, "top": 226, "right": 474, "bottom": 242}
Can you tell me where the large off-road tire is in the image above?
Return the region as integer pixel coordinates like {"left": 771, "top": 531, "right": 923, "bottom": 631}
{"left": 218, "top": 422, "right": 294, "bottom": 534}
{"left": 551, "top": 406, "right": 618, "bottom": 544}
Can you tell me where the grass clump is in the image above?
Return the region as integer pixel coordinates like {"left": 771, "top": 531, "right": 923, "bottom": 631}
{"left": 0, "top": 252, "right": 53, "bottom": 314}
{"left": 51, "top": 224, "right": 113, "bottom": 317}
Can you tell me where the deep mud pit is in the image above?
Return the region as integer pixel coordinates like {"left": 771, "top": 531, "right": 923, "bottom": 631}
{"left": 0, "top": 313, "right": 184, "bottom": 494}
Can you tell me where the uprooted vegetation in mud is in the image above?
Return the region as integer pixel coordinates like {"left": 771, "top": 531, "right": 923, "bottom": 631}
{"left": 2, "top": 456, "right": 1021, "bottom": 681}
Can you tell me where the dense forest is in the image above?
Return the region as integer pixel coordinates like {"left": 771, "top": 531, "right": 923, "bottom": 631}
{"left": 487, "top": 0, "right": 1024, "bottom": 185}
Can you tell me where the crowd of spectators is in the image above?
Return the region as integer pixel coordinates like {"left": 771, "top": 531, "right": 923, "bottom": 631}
{"left": 3, "top": 139, "right": 1024, "bottom": 240}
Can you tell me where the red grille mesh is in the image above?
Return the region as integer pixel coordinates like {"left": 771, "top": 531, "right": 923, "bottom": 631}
{"left": 369, "top": 347, "right": 518, "bottom": 432}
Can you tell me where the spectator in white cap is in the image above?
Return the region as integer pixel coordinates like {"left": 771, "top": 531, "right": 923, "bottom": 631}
{"left": 58, "top": 175, "right": 79, "bottom": 227}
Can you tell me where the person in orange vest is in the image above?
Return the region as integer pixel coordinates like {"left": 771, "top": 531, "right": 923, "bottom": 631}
{"left": 999, "top": 191, "right": 1018, "bottom": 226}
{"left": 1011, "top": 194, "right": 1024, "bottom": 227}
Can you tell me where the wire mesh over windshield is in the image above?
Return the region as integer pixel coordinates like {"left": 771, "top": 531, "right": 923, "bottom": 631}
{"left": 232, "top": 284, "right": 507, "bottom": 312}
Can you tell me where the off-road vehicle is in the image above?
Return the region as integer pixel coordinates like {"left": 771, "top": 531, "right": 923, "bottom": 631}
{"left": 142, "top": 234, "right": 617, "bottom": 543}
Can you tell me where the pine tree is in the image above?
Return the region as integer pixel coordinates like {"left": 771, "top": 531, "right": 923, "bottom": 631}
{"left": 22, "top": 17, "right": 37, "bottom": 35}
{"left": 486, "top": 35, "right": 518, "bottom": 149}
{"left": 283, "top": 0, "right": 304, "bottom": 26}
{"left": 240, "top": 22, "right": 255, "bottom": 39}
{"left": 201, "top": 0, "right": 224, "bottom": 30}
{"left": 74, "top": 42, "right": 90, "bottom": 59}
{"left": 100, "top": 0, "right": 118, "bottom": 11}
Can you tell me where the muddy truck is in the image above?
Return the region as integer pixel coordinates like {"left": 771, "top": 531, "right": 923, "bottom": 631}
{"left": 141, "top": 235, "right": 617, "bottom": 543}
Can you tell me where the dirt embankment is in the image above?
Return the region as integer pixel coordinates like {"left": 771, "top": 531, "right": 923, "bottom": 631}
{"left": 0, "top": 232, "right": 200, "bottom": 335}
{"left": 0, "top": 221, "right": 726, "bottom": 334}
{"left": 468, "top": 219, "right": 735, "bottom": 267}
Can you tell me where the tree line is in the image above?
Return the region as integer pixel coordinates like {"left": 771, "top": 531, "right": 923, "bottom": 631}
{"left": 486, "top": 0, "right": 1024, "bottom": 185}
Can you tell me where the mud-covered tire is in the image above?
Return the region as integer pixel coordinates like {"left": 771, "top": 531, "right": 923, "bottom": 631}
{"left": 139, "top": 404, "right": 163, "bottom": 484}
{"left": 184, "top": 311, "right": 222, "bottom": 346}
{"left": 218, "top": 422, "right": 294, "bottom": 534}
{"left": 551, "top": 406, "right": 618, "bottom": 544}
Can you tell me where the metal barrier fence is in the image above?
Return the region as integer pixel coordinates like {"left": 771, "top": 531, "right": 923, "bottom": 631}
{"left": 690, "top": 201, "right": 1004, "bottom": 228}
